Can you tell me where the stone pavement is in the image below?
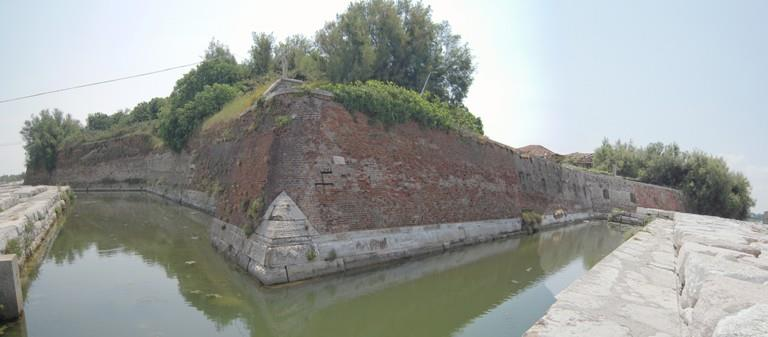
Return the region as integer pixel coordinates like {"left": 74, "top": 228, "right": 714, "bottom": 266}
{"left": 525, "top": 210, "right": 768, "bottom": 337}
{"left": 0, "top": 184, "right": 71, "bottom": 264}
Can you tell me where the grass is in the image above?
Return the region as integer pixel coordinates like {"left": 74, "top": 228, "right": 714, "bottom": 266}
{"left": 274, "top": 115, "right": 292, "bottom": 128}
{"left": 202, "top": 80, "right": 274, "bottom": 131}
{"left": 246, "top": 197, "right": 264, "bottom": 221}
{"left": 4, "top": 238, "right": 21, "bottom": 256}
{"left": 63, "top": 121, "right": 155, "bottom": 148}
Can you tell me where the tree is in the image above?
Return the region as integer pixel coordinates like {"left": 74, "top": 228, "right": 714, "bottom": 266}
{"left": 592, "top": 139, "right": 643, "bottom": 177}
{"left": 274, "top": 35, "right": 323, "bottom": 80}
{"left": 86, "top": 112, "right": 114, "bottom": 131}
{"left": 315, "top": 0, "right": 474, "bottom": 104}
{"left": 129, "top": 97, "right": 166, "bottom": 122}
{"left": 592, "top": 139, "right": 755, "bottom": 220}
{"left": 21, "top": 109, "right": 82, "bottom": 172}
{"left": 681, "top": 152, "right": 754, "bottom": 219}
{"left": 249, "top": 33, "right": 274, "bottom": 77}
{"left": 170, "top": 40, "right": 246, "bottom": 108}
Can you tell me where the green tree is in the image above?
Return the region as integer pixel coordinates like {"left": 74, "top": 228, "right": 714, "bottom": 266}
{"left": 21, "top": 109, "right": 82, "bottom": 172}
{"left": 593, "top": 139, "right": 755, "bottom": 220}
{"left": 592, "top": 139, "right": 643, "bottom": 177}
{"left": 130, "top": 97, "right": 166, "bottom": 122}
{"left": 315, "top": 0, "right": 474, "bottom": 104}
{"left": 86, "top": 112, "right": 115, "bottom": 131}
{"left": 274, "top": 35, "right": 323, "bottom": 80}
{"left": 681, "top": 152, "right": 754, "bottom": 219}
{"left": 170, "top": 40, "right": 245, "bottom": 109}
{"left": 641, "top": 142, "right": 688, "bottom": 187}
{"left": 249, "top": 32, "right": 275, "bottom": 77}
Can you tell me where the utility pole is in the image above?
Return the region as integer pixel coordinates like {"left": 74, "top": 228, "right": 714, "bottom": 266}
{"left": 420, "top": 72, "right": 432, "bottom": 95}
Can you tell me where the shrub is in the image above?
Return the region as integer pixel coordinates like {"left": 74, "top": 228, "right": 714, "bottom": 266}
{"left": 521, "top": 210, "right": 542, "bottom": 227}
{"left": 158, "top": 83, "right": 241, "bottom": 151}
{"left": 246, "top": 197, "right": 264, "bottom": 220}
{"left": 318, "top": 81, "right": 483, "bottom": 134}
{"left": 521, "top": 209, "right": 542, "bottom": 235}
{"left": 305, "top": 249, "right": 317, "bottom": 261}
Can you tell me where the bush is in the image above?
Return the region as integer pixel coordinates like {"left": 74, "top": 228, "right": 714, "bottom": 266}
{"left": 158, "top": 83, "right": 241, "bottom": 151}
{"left": 521, "top": 210, "right": 543, "bottom": 234}
{"left": 521, "top": 210, "right": 542, "bottom": 226}
{"left": 318, "top": 81, "right": 483, "bottom": 134}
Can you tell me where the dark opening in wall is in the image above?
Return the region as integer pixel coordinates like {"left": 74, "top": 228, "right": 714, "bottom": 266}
{"left": 630, "top": 192, "right": 637, "bottom": 203}
{"left": 603, "top": 189, "right": 610, "bottom": 199}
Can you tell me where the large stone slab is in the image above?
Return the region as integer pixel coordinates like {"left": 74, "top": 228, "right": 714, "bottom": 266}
{"left": 526, "top": 210, "right": 768, "bottom": 337}
{"left": 525, "top": 219, "right": 682, "bottom": 337}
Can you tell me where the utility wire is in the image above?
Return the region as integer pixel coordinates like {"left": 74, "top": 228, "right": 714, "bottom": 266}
{"left": 0, "top": 61, "right": 200, "bottom": 104}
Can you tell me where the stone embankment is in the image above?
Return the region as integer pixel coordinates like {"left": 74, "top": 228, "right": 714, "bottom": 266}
{"left": 0, "top": 183, "right": 72, "bottom": 265}
{"left": 525, "top": 209, "right": 768, "bottom": 337}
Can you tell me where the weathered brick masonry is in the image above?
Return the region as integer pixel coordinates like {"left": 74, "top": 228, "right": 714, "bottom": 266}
{"left": 262, "top": 94, "right": 685, "bottom": 234}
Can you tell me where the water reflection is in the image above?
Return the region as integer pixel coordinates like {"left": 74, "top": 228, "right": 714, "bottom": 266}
{"left": 4, "top": 193, "right": 634, "bottom": 337}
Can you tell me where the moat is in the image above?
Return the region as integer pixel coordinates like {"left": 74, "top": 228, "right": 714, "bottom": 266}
{"left": 4, "top": 193, "right": 636, "bottom": 337}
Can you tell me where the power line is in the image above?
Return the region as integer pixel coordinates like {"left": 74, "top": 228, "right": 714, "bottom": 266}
{"left": 0, "top": 61, "right": 201, "bottom": 104}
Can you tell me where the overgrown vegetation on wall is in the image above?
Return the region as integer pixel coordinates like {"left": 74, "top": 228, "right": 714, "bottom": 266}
{"left": 318, "top": 81, "right": 483, "bottom": 134}
{"left": 21, "top": 0, "right": 480, "bottom": 169}
{"left": 593, "top": 139, "right": 754, "bottom": 220}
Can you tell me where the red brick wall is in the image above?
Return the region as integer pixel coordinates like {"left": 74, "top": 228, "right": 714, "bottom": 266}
{"left": 37, "top": 93, "right": 686, "bottom": 233}
{"left": 264, "top": 95, "right": 686, "bottom": 233}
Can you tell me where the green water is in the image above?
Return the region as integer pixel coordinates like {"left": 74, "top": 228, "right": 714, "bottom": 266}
{"left": 4, "top": 193, "right": 635, "bottom": 337}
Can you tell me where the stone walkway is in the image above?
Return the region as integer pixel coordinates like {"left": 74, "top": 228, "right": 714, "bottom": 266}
{"left": 0, "top": 184, "right": 71, "bottom": 263}
{"left": 525, "top": 210, "right": 768, "bottom": 337}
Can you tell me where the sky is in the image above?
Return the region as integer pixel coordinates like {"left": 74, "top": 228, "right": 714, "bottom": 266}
{"left": 1, "top": 0, "right": 767, "bottom": 211}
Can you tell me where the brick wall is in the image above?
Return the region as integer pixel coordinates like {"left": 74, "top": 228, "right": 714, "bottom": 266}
{"left": 34, "top": 93, "right": 686, "bottom": 234}
{"left": 264, "top": 95, "right": 686, "bottom": 233}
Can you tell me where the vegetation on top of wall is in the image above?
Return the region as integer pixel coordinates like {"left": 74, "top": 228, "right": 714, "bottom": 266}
{"left": 158, "top": 83, "right": 242, "bottom": 151}
{"left": 318, "top": 81, "right": 483, "bottom": 134}
{"left": 202, "top": 79, "right": 274, "bottom": 131}
{"left": 21, "top": 0, "right": 479, "bottom": 170}
{"left": 593, "top": 139, "right": 754, "bottom": 220}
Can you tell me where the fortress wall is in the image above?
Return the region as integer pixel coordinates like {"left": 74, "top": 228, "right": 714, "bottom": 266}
{"left": 263, "top": 94, "right": 685, "bottom": 234}
{"left": 29, "top": 91, "right": 686, "bottom": 284}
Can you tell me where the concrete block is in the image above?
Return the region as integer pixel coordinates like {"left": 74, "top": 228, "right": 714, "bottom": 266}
{"left": 0, "top": 255, "right": 22, "bottom": 321}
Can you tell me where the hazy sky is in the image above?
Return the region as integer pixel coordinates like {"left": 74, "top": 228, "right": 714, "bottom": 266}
{"left": 1, "top": 0, "right": 767, "bottom": 211}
